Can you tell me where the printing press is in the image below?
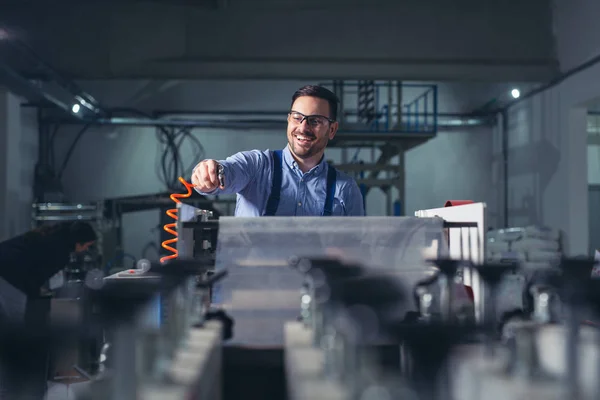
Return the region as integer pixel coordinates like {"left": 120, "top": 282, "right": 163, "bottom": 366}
{"left": 3, "top": 201, "right": 600, "bottom": 400}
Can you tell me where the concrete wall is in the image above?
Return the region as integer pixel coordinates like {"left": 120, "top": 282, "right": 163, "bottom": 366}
{"left": 406, "top": 125, "right": 503, "bottom": 230}
{"left": 0, "top": 89, "right": 38, "bottom": 240}
{"left": 497, "top": 0, "right": 600, "bottom": 256}
{"left": 589, "top": 146, "right": 600, "bottom": 185}
{"left": 504, "top": 78, "right": 591, "bottom": 256}
{"left": 587, "top": 115, "right": 600, "bottom": 185}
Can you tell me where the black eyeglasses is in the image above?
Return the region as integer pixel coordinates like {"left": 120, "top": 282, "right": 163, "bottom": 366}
{"left": 288, "top": 111, "right": 335, "bottom": 128}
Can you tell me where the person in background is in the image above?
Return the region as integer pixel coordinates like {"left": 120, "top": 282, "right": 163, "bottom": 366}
{"left": 0, "top": 221, "right": 96, "bottom": 399}
{"left": 0, "top": 221, "right": 97, "bottom": 312}
{"left": 191, "top": 85, "right": 365, "bottom": 217}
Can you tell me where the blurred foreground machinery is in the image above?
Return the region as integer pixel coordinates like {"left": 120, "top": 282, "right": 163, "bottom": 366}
{"left": 3, "top": 202, "right": 229, "bottom": 400}
{"left": 6, "top": 200, "right": 600, "bottom": 400}
{"left": 284, "top": 204, "right": 600, "bottom": 400}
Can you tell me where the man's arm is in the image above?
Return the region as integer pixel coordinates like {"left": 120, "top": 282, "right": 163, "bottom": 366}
{"left": 343, "top": 180, "right": 366, "bottom": 216}
{"left": 192, "top": 150, "right": 267, "bottom": 196}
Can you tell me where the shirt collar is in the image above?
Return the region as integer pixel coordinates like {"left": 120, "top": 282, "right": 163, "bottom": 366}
{"left": 282, "top": 145, "right": 327, "bottom": 175}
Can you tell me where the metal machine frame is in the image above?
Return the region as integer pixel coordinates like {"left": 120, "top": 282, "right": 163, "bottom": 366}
{"left": 414, "top": 202, "right": 487, "bottom": 323}
{"left": 284, "top": 202, "right": 488, "bottom": 400}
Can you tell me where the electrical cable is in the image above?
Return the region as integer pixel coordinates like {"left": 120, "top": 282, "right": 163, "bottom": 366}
{"left": 46, "top": 105, "right": 206, "bottom": 194}
{"left": 105, "top": 107, "right": 203, "bottom": 191}
{"left": 155, "top": 126, "right": 205, "bottom": 191}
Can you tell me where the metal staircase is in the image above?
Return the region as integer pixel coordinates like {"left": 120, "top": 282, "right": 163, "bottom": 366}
{"left": 357, "top": 80, "right": 376, "bottom": 126}
{"left": 324, "top": 81, "right": 439, "bottom": 216}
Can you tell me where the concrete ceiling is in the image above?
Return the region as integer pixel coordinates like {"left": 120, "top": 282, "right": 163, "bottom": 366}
{"left": 0, "top": 0, "right": 558, "bottom": 82}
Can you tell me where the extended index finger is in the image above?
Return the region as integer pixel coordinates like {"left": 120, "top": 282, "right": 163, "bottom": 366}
{"left": 206, "top": 161, "right": 220, "bottom": 187}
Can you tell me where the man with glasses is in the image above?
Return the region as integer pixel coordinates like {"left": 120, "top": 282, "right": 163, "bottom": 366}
{"left": 191, "top": 85, "right": 365, "bottom": 216}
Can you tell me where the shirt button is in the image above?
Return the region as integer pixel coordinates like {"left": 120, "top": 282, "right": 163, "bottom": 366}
{"left": 298, "top": 202, "right": 302, "bottom": 207}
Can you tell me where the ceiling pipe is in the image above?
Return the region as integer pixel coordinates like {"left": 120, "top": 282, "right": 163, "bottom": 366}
{"left": 45, "top": 113, "right": 492, "bottom": 130}
{"left": 147, "top": 110, "right": 493, "bottom": 128}
{"left": 0, "top": 26, "right": 104, "bottom": 118}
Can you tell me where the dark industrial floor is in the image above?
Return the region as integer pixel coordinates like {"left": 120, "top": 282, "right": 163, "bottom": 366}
{"left": 222, "top": 347, "right": 288, "bottom": 400}
{"left": 221, "top": 345, "right": 401, "bottom": 400}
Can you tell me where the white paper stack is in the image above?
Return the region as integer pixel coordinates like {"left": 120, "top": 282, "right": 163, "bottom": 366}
{"left": 486, "top": 226, "right": 561, "bottom": 318}
{"left": 486, "top": 225, "right": 561, "bottom": 269}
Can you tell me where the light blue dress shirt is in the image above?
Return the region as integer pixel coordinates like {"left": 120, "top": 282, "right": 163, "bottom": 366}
{"left": 196, "top": 146, "right": 365, "bottom": 217}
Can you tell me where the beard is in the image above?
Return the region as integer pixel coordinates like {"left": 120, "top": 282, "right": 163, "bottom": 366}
{"left": 288, "top": 129, "right": 328, "bottom": 159}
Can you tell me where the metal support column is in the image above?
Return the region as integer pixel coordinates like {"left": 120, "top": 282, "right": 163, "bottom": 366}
{"left": 396, "top": 81, "right": 403, "bottom": 129}
{"left": 334, "top": 79, "right": 345, "bottom": 125}
{"left": 334, "top": 80, "right": 348, "bottom": 164}
{"left": 395, "top": 146, "right": 405, "bottom": 216}
{"left": 386, "top": 187, "right": 393, "bottom": 216}
{"left": 387, "top": 81, "right": 393, "bottom": 130}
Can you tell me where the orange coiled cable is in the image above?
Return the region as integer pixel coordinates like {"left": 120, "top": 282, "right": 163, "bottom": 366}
{"left": 160, "top": 176, "right": 196, "bottom": 263}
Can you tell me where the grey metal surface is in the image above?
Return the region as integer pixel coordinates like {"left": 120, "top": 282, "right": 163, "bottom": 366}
{"left": 213, "top": 216, "right": 446, "bottom": 347}
{"left": 177, "top": 203, "right": 198, "bottom": 259}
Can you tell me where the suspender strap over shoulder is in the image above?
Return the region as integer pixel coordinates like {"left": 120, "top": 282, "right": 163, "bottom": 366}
{"left": 264, "top": 150, "right": 283, "bottom": 216}
{"left": 323, "top": 165, "right": 337, "bottom": 216}
{"left": 264, "top": 150, "right": 337, "bottom": 216}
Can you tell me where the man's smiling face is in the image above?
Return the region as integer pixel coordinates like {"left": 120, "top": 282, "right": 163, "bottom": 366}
{"left": 286, "top": 95, "right": 338, "bottom": 160}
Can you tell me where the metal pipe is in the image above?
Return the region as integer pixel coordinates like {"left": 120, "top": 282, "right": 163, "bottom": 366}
{"left": 41, "top": 114, "right": 491, "bottom": 129}
{"left": 0, "top": 29, "right": 102, "bottom": 117}
{"left": 0, "top": 64, "right": 70, "bottom": 113}
{"left": 129, "top": 109, "right": 484, "bottom": 120}
{"left": 503, "top": 51, "right": 600, "bottom": 113}
{"left": 501, "top": 110, "right": 509, "bottom": 227}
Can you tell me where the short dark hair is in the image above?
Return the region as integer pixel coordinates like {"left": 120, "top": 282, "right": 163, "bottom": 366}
{"left": 68, "top": 221, "right": 97, "bottom": 244}
{"left": 291, "top": 85, "right": 339, "bottom": 121}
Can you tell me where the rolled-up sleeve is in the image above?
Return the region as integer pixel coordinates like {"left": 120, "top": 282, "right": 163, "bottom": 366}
{"left": 342, "top": 181, "right": 365, "bottom": 216}
{"left": 194, "top": 150, "right": 267, "bottom": 196}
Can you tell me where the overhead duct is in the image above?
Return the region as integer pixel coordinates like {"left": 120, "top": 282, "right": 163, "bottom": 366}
{"left": 0, "top": 27, "right": 105, "bottom": 118}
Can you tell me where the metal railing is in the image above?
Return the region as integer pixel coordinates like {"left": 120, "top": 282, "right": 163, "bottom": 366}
{"left": 320, "top": 81, "right": 439, "bottom": 135}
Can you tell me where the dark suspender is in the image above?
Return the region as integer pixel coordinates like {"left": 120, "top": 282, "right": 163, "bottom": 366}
{"left": 323, "top": 164, "right": 336, "bottom": 216}
{"left": 264, "top": 150, "right": 337, "bottom": 216}
{"left": 264, "top": 150, "right": 283, "bottom": 216}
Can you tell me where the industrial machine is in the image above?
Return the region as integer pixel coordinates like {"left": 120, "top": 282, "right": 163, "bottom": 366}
{"left": 3, "top": 193, "right": 230, "bottom": 399}
{"left": 68, "top": 200, "right": 230, "bottom": 400}
{"left": 283, "top": 203, "right": 600, "bottom": 400}
{"left": 3, "top": 196, "right": 599, "bottom": 400}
